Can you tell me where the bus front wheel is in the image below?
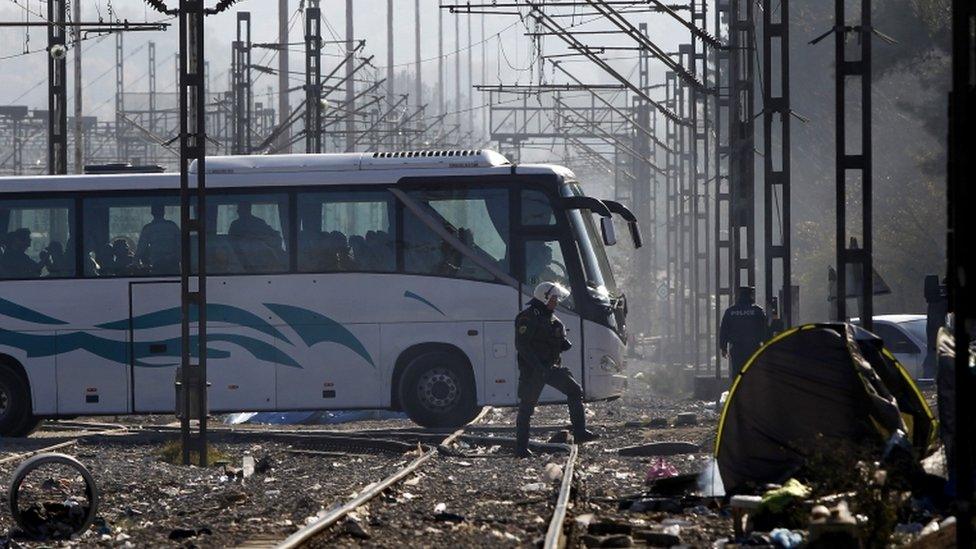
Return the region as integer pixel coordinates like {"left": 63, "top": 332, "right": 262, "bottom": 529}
{"left": 0, "top": 365, "right": 38, "bottom": 438}
{"left": 398, "top": 351, "right": 481, "bottom": 428}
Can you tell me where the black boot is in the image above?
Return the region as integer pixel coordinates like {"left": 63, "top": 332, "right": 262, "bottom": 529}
{"left": 574, "top": 429, "right": 600, "bottom": 444}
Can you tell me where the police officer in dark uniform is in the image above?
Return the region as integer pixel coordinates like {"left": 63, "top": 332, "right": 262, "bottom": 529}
{"left": 719, "top": 286, "right": 769, "bottom": 379}
{"left": 515, "top": 282, "right": 599, "bottom": 457}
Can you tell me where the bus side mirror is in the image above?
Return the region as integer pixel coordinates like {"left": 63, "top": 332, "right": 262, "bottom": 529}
{"left": 600, "top": 217, "right": 617, "bottom": 246}
{"left": 628, "top": 221, "right": 643, "bottom": 249}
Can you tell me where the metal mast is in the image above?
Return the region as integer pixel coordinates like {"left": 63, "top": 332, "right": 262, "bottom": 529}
{"left": 762, "top": 0, "right": 792, "bottom": 326}
{"left": 71, "top": 0, "right": 82, "bottom": 173}
{"left": 833, "top": 0, "right": 873, "bottom": 330}
{"left": 278, "top": 0, "right": 291, "bottom": 153}
{"left": 305, "top": 6, "right": 322, "bottom": 153}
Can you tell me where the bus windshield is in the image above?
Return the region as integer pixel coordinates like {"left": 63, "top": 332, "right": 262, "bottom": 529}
{"left": 564, "top": 184, "right": 618, "bottom": 301}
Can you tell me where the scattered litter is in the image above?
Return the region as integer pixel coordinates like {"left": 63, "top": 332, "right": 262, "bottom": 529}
{"left": 521, "top": 482, "right": 547, "bottom": 492}
{"left": 433, "top": 512, "right": 465, "bottom": 523}
{"left": 548, "top": 430, "right": 570, "bottom": 444}
{"left": 673, "top": 412, "right": 698, "bottom": 426}
{"left": 543, "top": 463, "right": 564, "bottom": 482}
{"left": 241, "top": 455, "right": 255, "bottom": 478}
{"left": 661, "top": 524, "right": 681, "bottom": 537}
{"left": 340, "top": 515, "right": 371, "bottom": 540}
{"left": 634, "top": 529, "right": 681, "bottom": 546}
{"left": 168, "top": 527, "right": 212, "bottom": 541}
{"left": 433, "top": 502, "right": 447, "bottom": 513}
{"left": 644, "top": 458, "right": 679, "bottom": 483}
{"left": 8, "top": 453, "right": 99, "bottom": 541}
{"left": 769, "top": 528, "right": 803, "bottom": 548}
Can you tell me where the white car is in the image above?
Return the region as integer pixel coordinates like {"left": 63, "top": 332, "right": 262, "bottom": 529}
{"left": 855, "top": 315, "right": 930, "bottom": 379}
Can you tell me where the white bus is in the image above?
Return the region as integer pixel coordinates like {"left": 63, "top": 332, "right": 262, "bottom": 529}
{"left": 0, "top": 150, "right": 640, "bottom": 436}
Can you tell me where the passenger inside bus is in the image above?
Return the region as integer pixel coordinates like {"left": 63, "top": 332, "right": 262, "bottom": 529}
{"left": 228, "top": 201, "right": 286, "bottom": 272}
{"left": 135, "top": 204, "right": 180, "bottom": 274}
{"left": 526, "top": 241, "right": 568, "bottom": 288}
{"left": 43, "top": 240, "right": 73, "bottom": 277}
{"left": 0, "top": 228, "right": 48, "bottom": 278}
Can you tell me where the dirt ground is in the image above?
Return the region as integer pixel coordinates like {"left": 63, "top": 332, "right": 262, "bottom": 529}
{"left": 3, "top": 357, "right": 936, "bottom": 547}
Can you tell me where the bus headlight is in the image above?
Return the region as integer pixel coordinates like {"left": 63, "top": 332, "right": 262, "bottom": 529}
{"left": 600, "top": 355, "right": 621, "bottom": 373}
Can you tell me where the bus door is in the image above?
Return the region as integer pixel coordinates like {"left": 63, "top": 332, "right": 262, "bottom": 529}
{"left": 130, "top": 279, "right": 280, "bottom": 412}
{"left": 129, "top": 281, "right": 179, "bottom": 412}
{"left": 522, "top": 236, "right": 584, "bottom": 403}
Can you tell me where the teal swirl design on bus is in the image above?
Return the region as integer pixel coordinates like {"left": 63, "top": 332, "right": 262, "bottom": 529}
{"left": 0, "top": 299, "right": 377, "bottom": 370}
{"left": 97, "top": 304, "right": 290, "bottom": 342}
{"left": 403, "top": 290, "right": 447, "bottom": 317}
{"left": 0, "top": 297, "right": 69, "bottom": 325}
{"left": 264, "top": 303, "right": 376, "bottom": 368}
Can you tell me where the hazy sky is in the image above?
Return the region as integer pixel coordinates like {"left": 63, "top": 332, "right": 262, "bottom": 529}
{"left": 0, "top": 1, "right": 690, "bottom": 122}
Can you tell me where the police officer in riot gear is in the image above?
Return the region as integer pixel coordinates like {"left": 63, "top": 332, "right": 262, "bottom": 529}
{"left": 515, "top": 282, "right": 599, "bottom": 457}
{"left": 719, "top": 286, "right": 769, "bottom": 379}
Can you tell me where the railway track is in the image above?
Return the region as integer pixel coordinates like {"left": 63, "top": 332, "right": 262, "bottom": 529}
{"left": 252, "top": 410, "right": 581, "bottom": 549}
{"left": 0, "top": 421, "right": 131, "bottom": 467}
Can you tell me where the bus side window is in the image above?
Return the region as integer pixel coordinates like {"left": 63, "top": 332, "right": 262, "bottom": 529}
{"left": 403, "top": 188, "right": 510, "bottom": 281}
{"left": 0, "top": 199, "right": 76, "bottom": 279}
{"left": 521, "top": 189, "right": 557, "bottom": 226}
{"left": 83, "top": 196, "right": 180, "bottom": 277}
{"left": 524, "top": 239, "right": 573, "bottom": 309}
{"left": 211, "top": 194, "right": 289, "bottom": 274}
{"left": 297, "top": 191, "right": 395, "bottom": 273}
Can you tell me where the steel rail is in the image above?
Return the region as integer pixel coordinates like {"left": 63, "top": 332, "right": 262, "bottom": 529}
{"left": 543, "top": 443, "right": 579, "bottom": 549}
{"left": 0, "top": 425, "right": 130, "bottom": 466}
{"left": 274, "top": 407, "right": 491, "bottom": 549}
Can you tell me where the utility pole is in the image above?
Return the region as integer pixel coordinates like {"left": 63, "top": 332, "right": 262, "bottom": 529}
{"left": 71, "top": 0, "right": 82, "bottom": 173}
{"left": 634, "top": 23, "right": 652, "bottom": 300}
{"left": 305, "top": 6, "right": 322, "bottom": 153}
{"left": 481, "top": 14, "right": 487, "bottom": 141}
{"left": 415, "top": 0, "right": 423, "bottom": 132}
{"left": 232, "top": 12, "right": 252, "bottom": 155}
{"left": 144, "top": 0, "right": 237, "bottom": 468}
{"left": 345, "top": 0, "right": 356, "bottom": 152}
{"left": 833, "top": 0, "right": 872, "bottom": 330}
{"left": 683, "top": 0, "right": 712, "bottom": 376}
{"left": 178, "top": 0, "right": 208, "bottom": 468}
{"left": 665, "top": 71, "right": 680, "bottom": 362}
{"left": 762, "top": 0, "right": 792, "bottom": 326}
{"left": 438, "top": 8, "right": 445, "bottom": 116}
{"left": 467, "top": 12, "right": 474, "bottom": 137}
{"left": 278, "top": 0, "right": 290, "bottom": 154}
{"left": 455, "top": 14, "right": 462, "bottom": 132}
{"left": 115, "top": 31, "right": 126, "bottom": 163}
{"left": 387, "top": 0, "right": 395, "bottom": 148}
{"left": 714, "top": 0, "right": 732, "bottom": 377}
{"left": 149, "top": 42, "right": 157, "bottom": 164}
{"left": 387, "top": 0, "right": 394, "bottom": 110}
{"left": 729, "top": 0, "right": 756, "bottom": 292}
{"left": 948, "top": 2, "right": 976, "bottom": 545}
{"left": 47, "top": 0, "right": 68, "bottom": 175}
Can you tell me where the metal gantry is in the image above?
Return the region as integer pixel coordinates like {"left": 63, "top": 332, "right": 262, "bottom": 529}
{"left": 762, "top": 0, "right": 792, "bottom": 327}
{"left": 47, "top": 0, "right": 68, "bottom": 175}
{"left": 714, "top": 0, "right": 732, "bottom": 377}
{"left": 729, "top": 0, "right": 756, "bottom": 293}
{"left": 833, "top": 0, "right": 873, "bottom": 331}
{"left": 305, "top": 6, "right": 323, "bottom": 154}
{"left": 232, "top": 11, "right": 252, "bottom": 155}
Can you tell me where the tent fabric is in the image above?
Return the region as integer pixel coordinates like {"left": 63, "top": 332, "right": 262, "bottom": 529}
{"left": 715, "top": 323, "right": 936, "bottom": 494}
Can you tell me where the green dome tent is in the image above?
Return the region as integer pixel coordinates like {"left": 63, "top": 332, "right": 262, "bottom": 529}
{"left": 714, "top": 323, "right": 937, "bottom": 494}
